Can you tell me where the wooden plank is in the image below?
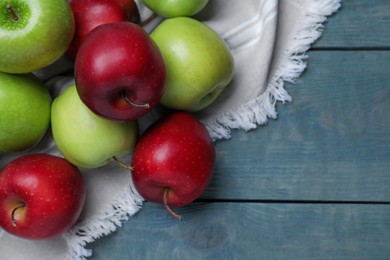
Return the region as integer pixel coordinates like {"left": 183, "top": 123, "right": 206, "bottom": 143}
{"left": 88, "top": 202, "right": 390, "bottom": 259}
{"left": 314, "top": 0, "right": 390, "bottom": 48}
{"left": 201, "top": 50, "right": 390, "bottom": 202}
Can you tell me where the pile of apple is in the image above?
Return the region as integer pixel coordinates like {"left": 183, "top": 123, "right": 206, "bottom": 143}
{"left": 0, "top": 0, "right": 234, "bottom": 240}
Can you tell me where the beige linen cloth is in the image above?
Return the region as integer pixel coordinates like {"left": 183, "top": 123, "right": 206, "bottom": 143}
{"left": 0, "top": 0, "right": 341, "bottom": 259}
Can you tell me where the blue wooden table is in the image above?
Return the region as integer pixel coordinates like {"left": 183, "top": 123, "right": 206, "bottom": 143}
{"left": 89, "top": 1, "right": 390, "bottom": 258}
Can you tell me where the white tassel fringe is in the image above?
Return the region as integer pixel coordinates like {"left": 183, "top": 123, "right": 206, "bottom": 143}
{"left": 62, "top": 0, "right": 342, "bottom": 258}
{"left": 64, "top": 185, "right": 143, "bottom": 260}
{"left": 205, "top": 0, "right": 342, "bottom": 140}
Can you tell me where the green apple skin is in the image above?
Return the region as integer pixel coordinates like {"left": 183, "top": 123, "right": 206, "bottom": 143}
{"left": 0, "top": 72, "right": 51, "bottom": 154}
{"left": 142, "top": 0, "right": 209, "bottom": 18}
{"left": 151, "top": 17, "right": 234, "bottom": 112}
{"left": 51, "top": 85, "right": 138, "bottom": 168}
{"left": 0, "top": 0, "right": 74, "bottom": 73}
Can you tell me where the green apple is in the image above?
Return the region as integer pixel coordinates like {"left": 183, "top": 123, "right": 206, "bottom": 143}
{"left": 51, "top": 85, "right": 138, "bottom": 168}
{"left": 0, "top": 0, "right": 74, "bottom": 73}
{"left": 0, "top": 72, "right": 51, "bottom": 154}
{"left": 142, "top": 0, "right": 209, "bottom": 18}
{"left": 151, "top": 17, "right": 234, "bottom": 112}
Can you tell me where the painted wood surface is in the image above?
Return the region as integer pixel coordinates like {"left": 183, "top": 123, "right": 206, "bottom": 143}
{"left": 89, "top": 203, "right": 390, "bottom": 259}
{"left": 89, "top": 1, "right": 390, "bottom": 259}
{"left": 201, "top": 50, "right": 390, "bottom": 202}
{"left": 314, "top": 0, "right": 390, "bottom": 48}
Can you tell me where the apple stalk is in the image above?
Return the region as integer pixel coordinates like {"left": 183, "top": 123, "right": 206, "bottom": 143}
{"left": 140, "top": 13, "right": 157, "bottom": 27}
{"left": 6, "top": 3, "right": 19, "bottom": 21}
{"left": 11, "top": 202, "right": 26, "bottom": 227}
{"left": 113, "top": 156, "right": 133, "bottom": 171}
{"left": 122, "top": 90, "right": 150, "bottom": 109}
{"left": 113, "top": 158, "right": 183, "bottom": 220}
{"left": 164, "top": 188, "right": 183, "bottom": 220}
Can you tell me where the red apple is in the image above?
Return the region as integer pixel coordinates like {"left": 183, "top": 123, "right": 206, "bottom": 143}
{"left": 75, "top": 22, "right": 166, "bottom": 122}
{"left": 0, "top": 154, "right": 86, "bottom": 240}
{"left": 131, "top": 112, "right": 215, "bottom": 219}
{"left": 67, "top": 0, "right": 141, "bottom": 59}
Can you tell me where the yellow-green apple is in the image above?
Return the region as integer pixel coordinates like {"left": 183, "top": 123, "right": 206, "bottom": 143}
{"left": 67, "top": 0, "right": 141, "bottom": 60}
{"left": 75, "top": 22, "right": 166, "bottom": 122}
{"left": 0, "top": 72, "right": 51, "bottom": 155}
{"left": 131, "top": 112, "right": 215, "bottom": 220}
{"left": 51, "top": 85, "right": 138, "bottom": 168}
{"left": 0, "top": 0, "right": 74, "bottom": 73}
{"left": 142, "top": 0, "right": 209, "bottom": 18}
{"left": 0, "top": 153, "right": 86, "bottom": 240}
{"left": 151, "top": 17, "right": 234, "bottom": 112}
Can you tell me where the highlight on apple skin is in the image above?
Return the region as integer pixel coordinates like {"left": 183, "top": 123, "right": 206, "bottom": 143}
{"left": 143, "top": 0, "right": 209, "bottom": 18}
{"left": 0, "top": 154, "right": 86, "bottom": 240}
{"left": 151, "top": 17, "right": 234, "bottom": 112}
{"left": 131, "top": 112, "right": 216, "bottom": 220}
{"left": 0, "top": 72, "right": 52, "bottom": 155}
{"left": 67, "top": 0, "right": 141, "bottom": 60}
{"left": 74, "top": 22, "right": 167, "bottom": 122}
{"left": 51, "top": 85, "right": 138, "bottom": 169}
{"left": 0, "top": 0, "right": 75, "bottom": 73}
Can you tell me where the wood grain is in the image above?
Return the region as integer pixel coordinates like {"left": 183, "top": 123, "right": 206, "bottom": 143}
{"left": 201, "top": 50, "right": 390, "bottom": 201}
{"left": 314, "top": 0, "right": 390, "bottom": 48}
{"left": 88, "top": 2, "right": 390, "bottom": 259}
{"left": 89, "top": 202, "right": 390, "bottom": 259}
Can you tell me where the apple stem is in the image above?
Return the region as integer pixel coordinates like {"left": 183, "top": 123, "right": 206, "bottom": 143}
{"left": 112, "top": 156, "right": 133, "bottom": 171}
{"left": 140, "top": 13, "right": 158, "bottom": 27}
{"left": 11, "top": 202, "right": 26, "bottom": 227}
{"left": 122, "top": 90, "right": 150, "bottom": 109}
{"left": 6, "top": 3, "right": 19, "bottom": 21}
{"left": 163, "top": 188, "right": 183, "bottom": 220}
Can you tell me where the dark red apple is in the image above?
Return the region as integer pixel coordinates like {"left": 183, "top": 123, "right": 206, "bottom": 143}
{"left": 75, "top": 22, "right": 166, "bottom": 122}
{"left": 0, "top": 154, "right": 86, "bottom": 240}
{"left": 67, "top": 0, "right": 141, "bottom": 59}
{"left": 131, "top": 112, "right": 215, "bottom": 219}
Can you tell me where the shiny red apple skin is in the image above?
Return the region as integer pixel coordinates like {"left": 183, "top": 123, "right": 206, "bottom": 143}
{"left": 67, "top": 0, "right": 141, "bottom": 59}
{"left": 75, "top": 22, "right": 166, "bottom": 122}
{"left": 0, "top": 154, "right": 86, "bottom": 240}
{"left": 131, "top": 112, "right": 215, "bottom": 207}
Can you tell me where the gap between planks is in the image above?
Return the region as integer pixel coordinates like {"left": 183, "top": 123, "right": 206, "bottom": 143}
{"left": 196, "top": 198, "right": 390, "bottom": 205}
